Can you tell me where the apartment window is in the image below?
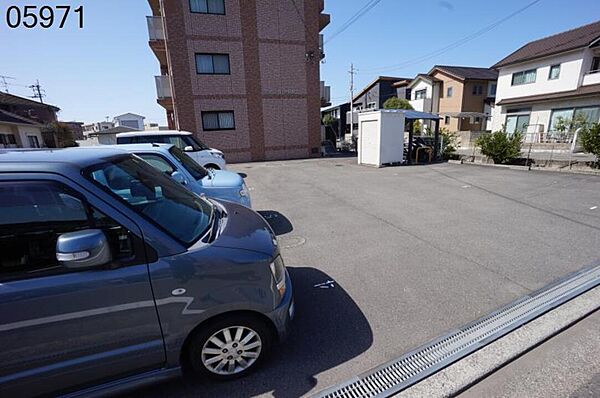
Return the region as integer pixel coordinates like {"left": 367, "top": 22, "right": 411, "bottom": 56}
{"left": 489, "top": 83, "right": 497, "bottom": 97}
{"left": 444, "top": 116, "right": 450, "bottom": 124}
{"left": 414, "top": 89, "right": 426, "bottom": 100}
{"left": 548, "top": 64, "right": 561, "bottom": 80}
{"left": 196, "top": 53, "right": 230, "bottom": 75}
{"left": 511, "top": 69, "right": 536, "bottom": 85}
{"left": 591, "top": 57, "right": 600, "bottom": 73}
{"left": 446, "top": 87, "right": 453, "bottom": 98}
{"left": 201, "top": 111, "right": 235, "bottom": 131}
{"left": 189, "top": 0, "right": 225, "bottom": 14}
{"left": 472, "top": 85, "right": 483, "bottom": 95}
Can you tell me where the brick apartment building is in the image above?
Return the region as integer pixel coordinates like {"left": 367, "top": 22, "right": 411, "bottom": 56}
{"left": 147, "top": 0, "right": 330, "bottom": 162}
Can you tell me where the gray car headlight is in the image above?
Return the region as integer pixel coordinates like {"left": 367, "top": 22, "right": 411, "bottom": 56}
{"left": 212, "top": 152, "right": 224, "bottom": 159}
{"left": 269, "top": 256, "right": 286, "bottom": 299}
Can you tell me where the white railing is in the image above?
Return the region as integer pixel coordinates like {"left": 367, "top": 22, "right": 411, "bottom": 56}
{"left": 155, "top": 75, "right": 171, "bottom": 99}
{"left": 582, "top": 71, "right": 600, "bottom": 86}
{"left": 147, "top": 16, "right": 164, "bottom": 41}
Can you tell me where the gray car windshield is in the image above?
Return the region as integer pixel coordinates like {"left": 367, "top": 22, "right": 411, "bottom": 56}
{"left": 85, "top": 155, "right": 213, "bottom": 245}
{"left": 169, "top": 146, "right": 209, "bottom": 180}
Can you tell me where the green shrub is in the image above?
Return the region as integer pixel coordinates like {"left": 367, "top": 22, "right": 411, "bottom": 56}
{"left": 579, "top": 122, "right": 600, "bottom": 165}
{"left": 383, "top": 97, "right": 413, "bottom": 110}
{"left": 475, "top": 130, "right": 522, "bottom": 164}
{"left": 440, "top": 129, "right": 460, "bottom": 160}
{"left": 322, "top": 114, "right": 335, "bottom": 126}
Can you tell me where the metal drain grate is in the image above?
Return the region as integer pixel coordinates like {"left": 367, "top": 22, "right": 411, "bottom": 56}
{"left": 314, "top": 262, "right": 600, "bottom": 398}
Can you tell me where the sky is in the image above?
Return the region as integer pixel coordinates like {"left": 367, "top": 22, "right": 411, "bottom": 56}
{"left": 1, "top": 0, "right": 599, "bottom": 124}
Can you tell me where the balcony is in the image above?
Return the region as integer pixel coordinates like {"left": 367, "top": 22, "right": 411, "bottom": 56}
{"left": 320, "top": 81, "right": 331, "bottom": 107}
{"left": 319, "top": 13, "right": 330, "bottom": 31}
{"left": 409, "top": 98, "right": 432, "bottom": 112}
{"left": 582, "top": 71, "right": 600, "bottom": 86}
{"left": 319, "top": 34, "right": 325, "bottom": 60}
{"left": 155, "top": 75, "right": 172, "bottom": 99}
{"left": 147, "top": 16, "right": 164, "bottom": 41}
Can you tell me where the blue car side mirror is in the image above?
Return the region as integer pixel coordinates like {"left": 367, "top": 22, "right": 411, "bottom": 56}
{"left": 56, "top": 229, "right": 112, "bottom": 269}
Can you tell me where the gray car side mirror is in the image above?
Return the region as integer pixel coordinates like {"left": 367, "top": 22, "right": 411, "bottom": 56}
{"left": 184, "top": 146, "right": 194, "bottom": 152}
{"left": 56, "top": 229, "right": 112, "bottom": 269}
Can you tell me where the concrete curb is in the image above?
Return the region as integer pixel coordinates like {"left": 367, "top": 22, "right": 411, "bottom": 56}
{"left": 395, "top": 286, "right": 600, "bottom": 398}
{"left": 449, "top": 160, "right": 600, "bottom": 176}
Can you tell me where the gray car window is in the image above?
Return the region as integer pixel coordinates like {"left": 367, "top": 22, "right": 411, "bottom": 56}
{"left": 0, "top": 181, "right": 139, "bottom": 281}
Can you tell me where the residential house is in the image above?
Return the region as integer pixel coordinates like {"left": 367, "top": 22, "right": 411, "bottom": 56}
{"left": 491, "top": 20, "right": 600, "bottom": 141}
{"left": 61, "top": 121, "right": 84, "bottom": 140}
{"left": 78, "top": 125, "right": 139, "bottom": 146}
{"left": 321, "top": 102, "right": 350, "bottom": 142}
{"left": 0, "top": 92, "right": 60, "bottom": 148}
{"left": 0, "top": 109, "right": 45, "bottom": 148}
{"left": 429, "top": 65, "right": 498, "bottom": 132}
{"left": 147, "top": 0, "right": 330, "bottom": 162}
{"left": 113, "top": 113, "right": 145, "bottom": 130}
{"left": 347, "top": 76, "right": 408, "bottom": 135}
{"left": 406, "top": 66, "right": 497, "bottom": 132}
{"left": 82, "top": 121, "right": 114, "bottom": 134}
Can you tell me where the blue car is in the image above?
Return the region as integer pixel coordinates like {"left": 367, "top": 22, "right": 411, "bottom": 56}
{"left": 107, "top": 144, "right": 251, "bottom": 208}
{"left": 0, "top": 147, "right": 293, "bottom": 397}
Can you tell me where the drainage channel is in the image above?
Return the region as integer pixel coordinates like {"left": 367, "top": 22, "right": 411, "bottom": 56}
{"left": 313, "top": 262, "right": 600, "bottom": 398}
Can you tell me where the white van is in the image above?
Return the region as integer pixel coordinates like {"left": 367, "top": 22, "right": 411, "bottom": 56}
{"left": 115, "top": 130, "right": 227, "bottom": 170}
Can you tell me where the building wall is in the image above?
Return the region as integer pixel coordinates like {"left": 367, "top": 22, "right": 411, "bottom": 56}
{"left": 161, "top": 0, "right": 324, "bottom": 162}
{"left": 491, "top": 95, "right": 600, "bottom": 134}
{"left": 495, "top": 49, "right": 586, "bottom": 102}
{"left": 15, "top": 125, "right": 44, "bottom": 148}
{"left": 409, "top": 79, "right": 433, "bottom": 112}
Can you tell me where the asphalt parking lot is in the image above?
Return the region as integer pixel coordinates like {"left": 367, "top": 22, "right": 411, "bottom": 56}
{"left": 134, "top": 157, "right": 600, "bottom": 398}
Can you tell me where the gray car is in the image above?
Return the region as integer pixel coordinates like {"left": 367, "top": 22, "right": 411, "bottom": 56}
{"left": 0, "top": 147, "right": 294, "bottom": 397}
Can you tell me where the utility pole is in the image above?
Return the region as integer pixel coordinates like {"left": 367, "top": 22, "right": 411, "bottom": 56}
{"left": 349, "top": 63, "right": 356, "bottom": 139}
{"left": 29, "top": 80, "right": 45, "bottom": 104}
{"left": 0, "top": 75, "right": 15, "bottom": 93}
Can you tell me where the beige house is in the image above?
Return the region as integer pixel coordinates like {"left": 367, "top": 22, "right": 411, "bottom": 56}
{"left": 404, "top": 66, "right": 498, "bottom": 132}
{"left": 0, "top": 109, "right": 45, "bottom": 149}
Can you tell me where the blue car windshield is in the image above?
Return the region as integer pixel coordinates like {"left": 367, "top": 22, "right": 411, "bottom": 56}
{"left": 169, "top": 146, "right": 209, "bottom": 180}
{"left": 84, "top": 155, "right": 214, "bottom": 246}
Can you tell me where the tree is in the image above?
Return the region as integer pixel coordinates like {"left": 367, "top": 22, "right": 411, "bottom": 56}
{"left": 383, "top": 97, "right": 413, "bottom": 110}
{"left": 579, "top": 122, "right": 600, "bottom": 166}
{"left": 412, "top": 119, "right": 422, "bottom": 134}
{"left": 322, "top": 114, "right": 335, "bottom": 126}
{"left": 43, "top": 122, "right": 78, "bottom": 148}
{"left": 475, "top": 129, "right": 523, "bottom": 164}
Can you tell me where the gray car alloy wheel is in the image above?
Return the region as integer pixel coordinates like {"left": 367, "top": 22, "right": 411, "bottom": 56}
{"left": 201, "top": 326, "right": 263, "bottom": 376}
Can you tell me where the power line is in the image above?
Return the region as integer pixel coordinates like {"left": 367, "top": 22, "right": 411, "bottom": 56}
{"left": 324, "top": 0, "right": 383, "bottom": 45}
{"left": 359, "top": 0, "right": 542, "bottom": 74}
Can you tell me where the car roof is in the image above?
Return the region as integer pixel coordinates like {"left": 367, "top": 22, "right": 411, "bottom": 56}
{"left": 102, "top": 143, "right": 174, "bottom": 152}
{"left": 116, "top": 130, "right": 193, "bottom": 138}
{"left": 0, "top": 147, "right": 131, "bottom": 168}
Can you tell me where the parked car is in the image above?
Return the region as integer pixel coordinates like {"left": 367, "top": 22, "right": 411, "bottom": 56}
{"left": 106, "top": 143, "right": 251, "bottom": 208}
{"left": 116, "top": 130, "right": 227, "bottom": 170}
{"left": 0, "top": 147, "right": 293, "bottom": 397}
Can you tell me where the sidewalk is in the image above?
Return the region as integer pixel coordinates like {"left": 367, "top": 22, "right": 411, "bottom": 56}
{"left": 459, "top": 310, "right": 600, "bottom": 398}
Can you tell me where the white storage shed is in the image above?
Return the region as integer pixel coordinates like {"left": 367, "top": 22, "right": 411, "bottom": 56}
{"left": 357, "top": 109, "right": 442, "bottom": 167}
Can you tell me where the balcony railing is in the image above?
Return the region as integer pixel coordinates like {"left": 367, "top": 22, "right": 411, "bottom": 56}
{"left": 582, "top": 70, "right": 600, "bottom": 86}
{"left": 147, "top": 16, "right": 164, "bottom": 41}
{"left": 155, "top": 75, "right": 171, "bottom": 99}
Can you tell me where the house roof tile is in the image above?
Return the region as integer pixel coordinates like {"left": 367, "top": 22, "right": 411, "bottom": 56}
{"left": 492, "top": 20, "right": 600, "bottom": 68}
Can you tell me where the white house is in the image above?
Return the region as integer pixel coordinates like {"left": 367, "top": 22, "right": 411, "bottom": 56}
{"left": 113, "top": 113, "right": 145, "bottom": 130}
{"left": 491, "top": 20, "right": 600, "bottom": 141}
